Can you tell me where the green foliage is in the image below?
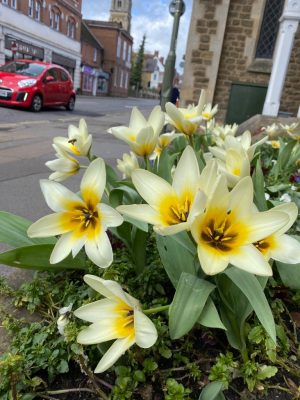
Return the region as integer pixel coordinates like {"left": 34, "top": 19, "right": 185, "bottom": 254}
{"left": 209, "top": 353, "right": 238, "bottom": 389}
{"left": 165, "top": 378, "right": 192, "bottom": 400}
{"left": 130, "top": 35, "right": 145, "bottom": 90}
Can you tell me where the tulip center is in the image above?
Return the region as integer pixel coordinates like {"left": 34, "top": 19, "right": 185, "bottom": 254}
{"left": 254, "top": 237, "right": 274, "bottom": 256}
{"left": 198, "top": 209, "right": 248, "bottom": 253}
{"left": 115, "top": 306, "right": 135, "bottom": 338}
{"left": 163, "top": 196, "right": 191, "bottom": 225}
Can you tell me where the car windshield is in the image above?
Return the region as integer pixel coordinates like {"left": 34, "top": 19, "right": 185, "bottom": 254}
{"left": 0, "top": 62, "right": 46, "bottom": 77}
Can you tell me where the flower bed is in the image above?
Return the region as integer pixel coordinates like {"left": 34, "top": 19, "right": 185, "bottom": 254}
{"left": 0, "top": 91, "right": 300, "bottom": 399}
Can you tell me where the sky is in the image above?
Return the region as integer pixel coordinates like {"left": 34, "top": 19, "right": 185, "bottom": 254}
{"left": 82, "top": 0, "right": 193, "bottom": 72}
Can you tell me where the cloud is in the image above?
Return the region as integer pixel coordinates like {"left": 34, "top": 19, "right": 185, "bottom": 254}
{"left": 82, "top": 0, "right": 192, "bottom": 71}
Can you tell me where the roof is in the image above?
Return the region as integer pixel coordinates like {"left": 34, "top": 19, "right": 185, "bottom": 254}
{"left": 84, "top": 19, "right": 133, "bottom": 42}
{"left": 81, "top": 21, "right": 104, "bottom": 50}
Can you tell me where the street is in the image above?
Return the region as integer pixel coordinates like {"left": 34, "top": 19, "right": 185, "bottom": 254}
{"left": 0, "top": 96, "right": 158, "bottom": 221}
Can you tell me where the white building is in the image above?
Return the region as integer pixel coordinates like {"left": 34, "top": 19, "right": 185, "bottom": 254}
{"left": 0, "top": 2, "right": 81, "bottom": 90}
{"left": 150, "top": 56, "right": 164, "bottom": 89}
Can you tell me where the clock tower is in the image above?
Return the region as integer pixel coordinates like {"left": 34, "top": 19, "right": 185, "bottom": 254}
{"left": 110, "top": 0, "right": 132, "bottom": 33}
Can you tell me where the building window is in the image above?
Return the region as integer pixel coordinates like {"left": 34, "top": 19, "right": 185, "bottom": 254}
{"left": 83, "top": 74, "right": 93, "bottom": 91}
{"left": 123, "top": 41, "right": 127, "bottom": 61}
{"left": 117, "top": 36, "right": 121, "bottom": 58}
{"left": 67, "top": 18, "right": 76, "bottom": 38}
{"left": 120, "top": 70, "right": 124, "bottom": 88}
{"left": 2, "top": 0, "right": 8, "bottom": 5}
{"left": 124, "top": 72, "right": 128, "bottom": 89}
{"left": 54, "top": 12, "right": 60, "bottom": 31}
{"left": 50, "top": 7, "right": 60, "bottom": 31}
{"left": 255, "top": 0, "right": 285, "bottom": 59}
{"left": 11, "top": 0, "right": 17, "bottom": 9}
{"left": 93, "top": 48, "right": 97, "bottom": 63}
{"left": 28, "top": 0, "right": 33, "bottom": 16}
{"left": 114, "top": 67, "right": 118, "bottom": 87}
{"left": 117, "top": 0, "right": 122, "bottom": 7}
{"left": 127, "top": 45, "right": 131, "bottom": 63}
{"left": 35, "top": 0, "right": 41, "bottom": 21}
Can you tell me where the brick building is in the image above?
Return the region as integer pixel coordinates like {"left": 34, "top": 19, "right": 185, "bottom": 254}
{"left": 181, "top": 0, "right": 300, "bottom": 123}
{"left": 0, "top": 0, "right": 82, "bottom": 89}
{"left": 81, "top": 21, "right": 109, "bottom": 96}
{"left": 84, "top": 19, "right": 132, "bottom": 97}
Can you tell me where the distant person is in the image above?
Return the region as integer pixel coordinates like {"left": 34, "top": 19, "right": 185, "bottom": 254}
{"left": 170, "top": 86, "right": 180, "bottom": 105}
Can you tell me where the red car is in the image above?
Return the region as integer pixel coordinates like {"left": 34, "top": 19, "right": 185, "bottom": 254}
{"left": 0, "top": 60, "right": 76, "bottom": 112}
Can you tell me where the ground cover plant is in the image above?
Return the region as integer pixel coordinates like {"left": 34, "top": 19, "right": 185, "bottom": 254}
{"left": 0, "top": 90, "right": 300, "bottom": 399}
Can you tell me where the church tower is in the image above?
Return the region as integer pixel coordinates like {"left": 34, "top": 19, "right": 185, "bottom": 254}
{"left": 110, "top": 0, "right": 132, "bottom": 33}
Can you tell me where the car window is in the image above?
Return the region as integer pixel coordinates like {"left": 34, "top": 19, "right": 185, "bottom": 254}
{"left": 45, "top": 68, "right": 58, "bottom": 81}
{"left": 60, "top": 70, "right": 69, "bottom": 82}
{"left": 0, "top": 61, "right": 46, "bottom": 77}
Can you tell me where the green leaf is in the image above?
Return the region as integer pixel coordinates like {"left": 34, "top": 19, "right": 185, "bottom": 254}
{"left": 171, "top": 231, "right": 196, "bottom": 254}
{"left": 252, "top": 159, "right": 268, "bottom": 211}
{"left": 0, "top": 211, "right": 56, "bottom": 247}
{"left": 157, "top": 148, "right": 177, "bottom": 183}
{"left": 199, "top": 381, "right": 226, "bottom": 400}
{"left": 105, "top": 162, "right": 119, "bottom": 188}
{"left": 257, "top": 365, "right": 278, "bottom": 380}
{"left": 278, "top": 140, "right": 295, "bottom": 170}
{"left": 276, "top": 260, "right": 300, "bottom": 289}
{"left": 123, "top": 215, "right": 148, "bottom": 232}
{"left": 57, "top": 359, "right": 69, "bottom": 373}
{"left": 131, "top": 228, "right": 148, "bottom": 274}
{"left": 169, "top": 273, "right": 215, "bottom": 339}
{"left": 0, "top": 244, "right": 87, "bottom": 271}
{"left": 224, "top": 268, "right": 276, "bottom": 343}
{"left": 198, "top": 298, "right": 226, "bottom": 330}
{"left": 109, "top": 185, "right": 140, "bottom": 208}
{"left": 156, "top": 234, "right": 197, "bottom": 288}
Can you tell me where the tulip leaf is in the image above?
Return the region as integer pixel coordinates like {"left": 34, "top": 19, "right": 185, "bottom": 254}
{"left": 0, "top": 244, "right": 87, "bottom": 271}
{"left": 224, "top": 268, "right": 276, "bottom": 343}
{"left": 199, "top": 381, "right": 226, "bottom": 400}
{"left": 0, "top": 211, "right": 56, "bottom": 248}
{"left": 109, "top": 185, "right": 140, "bottom": 208}
{"left": 278, "top": 140, "right": 295, "bottom": 170}
{"left": 131, "top": 227, "right": 148, "bottom": 274}
{"left": 276, "top": 260, "right": 300, "bottom": 290}
{"left": 252, "top": 159, "right": 268, "bottom": 211}
{"left": 171, "top": 231, "right": 196, "bottom": 254}
{"left": 105, "top": 163, "right": 119, "bottom": 188}
{"left": 169, "top": 273, "right": 215, "bottom": 339}
{"left": 198, "top": 297, "right": 226, "bottom": 330}
{"left": 156, "top": 234, "right": 197, "bottom": 288}
{"left": 157, "top": 148, "right": 177, "bottom": 183}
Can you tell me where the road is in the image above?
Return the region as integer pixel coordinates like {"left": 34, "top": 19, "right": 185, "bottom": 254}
{"left": 0, "top": 96, "right": 158, "bottom": 221}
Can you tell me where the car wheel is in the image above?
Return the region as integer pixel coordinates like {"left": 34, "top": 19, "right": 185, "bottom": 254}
{"left": 66, "top": 96, "right": 75, "bottom": 111}
{"left": 30, "top": 94, "right": 42, "bottom": 112}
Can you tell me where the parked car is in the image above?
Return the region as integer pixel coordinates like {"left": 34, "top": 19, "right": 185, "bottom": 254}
{"left": 0, "top": 60, "right": 76, "bottom": 112}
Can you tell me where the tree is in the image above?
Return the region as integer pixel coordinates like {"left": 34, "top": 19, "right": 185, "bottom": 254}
{"left": 130, "top": 35, "right": 146, "bottom": 91}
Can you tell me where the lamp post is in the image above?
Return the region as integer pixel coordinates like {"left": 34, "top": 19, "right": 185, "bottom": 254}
{"left": 160, "top": 0, "right": 185, "bottom": 111}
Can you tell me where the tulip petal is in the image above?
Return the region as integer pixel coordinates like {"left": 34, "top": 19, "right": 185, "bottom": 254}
{"left": 27, "top": 213, "right": 67, "bottom": 238}
{"left": 129, "top": 107, "right": 147, "bottom": 131}
{"left": 154, "top": 220, "right": 190, "bottom": 236}
{"left": 197, "top": 245, "right": 229, "bottom": 275}
{"left": 172, "top": 146, "right": 200, "bottom": 196}
{"left": 229, "top": 245, "right": 272, "bottom": 276}
{"left": 134, "top": 309, "right": 158, "bottom": 348}
{"left": 270, "top": 203, "right": 298, "bottom": 235}
{"left": 229, "top": 176, "right": 253, "bottom": 218}
{"left": 165, "top": 102, "right": 184, "bottom": 131}
{"left": 117, "top": 204, "right": 160, "bottom": 225}
{"left": 99, "top": 204, "right": 123, "bottom": 228}
{"left": 247, "top": 211, "right": 289, "bottom": 242}
{"left": 85, "top": 230, "right": 113, "bottom": 268}
{"left": 83, "top": 274, "right": 134, "bottom": 306}
{"left": 132, "top": 169, "right": 174, "bottom": 207}
{"left": 40, "top": 180, "right": 83, "bottom": 212}
{"left": 270, "top": 234, "right": 300, "bottom": 264}
{"left": 77, "top": 319, "right": 119, "bottom": 345}
{"left": 94, "top": 336, "right": 135, "bottom": 373}
{"left": 148, "top": 105, "right": 165, "bottom": 136}
{"left": 74, "top": 298, "right": 119, "bottom": 323}
{"left": 80, "top": 158, "right": 106, "bottom": 205}
{"left": 50, "top": 232, "right": 83, "bottom": 264}
{"left": 109, "top": 126, "right": 135, "bottom": 144}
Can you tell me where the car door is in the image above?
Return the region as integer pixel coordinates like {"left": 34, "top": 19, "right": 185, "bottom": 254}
{"left": 58, "top": 68, "right": 70, "bottom": 104}
{"left": 42, "top": 68, "right": 60, "bottom": 105}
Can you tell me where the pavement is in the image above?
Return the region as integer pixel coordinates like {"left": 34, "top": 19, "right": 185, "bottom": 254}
{"left": 0, "top": 96, "right": 158, "bottom": 353}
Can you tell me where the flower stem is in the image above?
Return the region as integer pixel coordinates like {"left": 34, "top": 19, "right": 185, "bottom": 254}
{"left": 188, "top": 134, "right": 194, "bottom": 148}
{"left": 143, "top": 305, "right": 170, "bottom": 315}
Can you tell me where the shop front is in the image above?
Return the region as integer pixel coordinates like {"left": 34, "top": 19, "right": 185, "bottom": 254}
{"left": 81, "top": 65, "right": 109, "bottom": 96}
{"left": 4, "top": 36, "right": 44, "bottom": 63}
{"left": 52, "top": 52, "right": 77, "bottom": 81}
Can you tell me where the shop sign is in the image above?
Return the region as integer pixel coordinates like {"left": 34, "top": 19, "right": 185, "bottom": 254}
{"left": 5, "top": 37, "right": 44, "bottom": 59}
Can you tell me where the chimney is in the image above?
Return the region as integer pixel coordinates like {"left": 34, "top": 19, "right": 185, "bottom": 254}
{"left": 154, "top": 50, "right": 159, "bottom": 57}
{"left": 159, "top": 56, "right": 164, "bottom": 64}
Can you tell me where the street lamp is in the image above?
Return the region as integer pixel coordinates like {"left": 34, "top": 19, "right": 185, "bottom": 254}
{"left": 160, "top": 0, "right": 185, "bottom": 111}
